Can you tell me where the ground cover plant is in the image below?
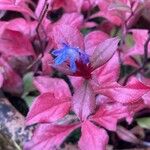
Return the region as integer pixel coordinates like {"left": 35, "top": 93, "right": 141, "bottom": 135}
{"left": 0, "top": 0, "right": 150, "bottom": 150}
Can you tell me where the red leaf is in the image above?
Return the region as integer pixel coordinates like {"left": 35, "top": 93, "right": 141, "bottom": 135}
{"left": 72, "top": 81, "right": 95, "bottom": 121}
{"left": 79, "top": 121, "right": 109, "bottom": 150}
{"left": 26, "top": 92, "right": 71, "bottom": 125}
{"left": 95, "top": 78, "right": 150, "bottom": 104}
{"left": 90, "top": 37, "right": 119, "bottom": 70}
{"left": 24, "top": 123, "right": 79, "bottom": 150}
{"left": 90, "top": 103, "right": 128, "bottom": 131}
{"left": 0, "top": 29, "right": 35, "bottom": 57}
{"left": 51, "top": 24, "right": 84, "bottom": 50}
{"left": 34, "top": 76, "right": 71, "bottom": 98}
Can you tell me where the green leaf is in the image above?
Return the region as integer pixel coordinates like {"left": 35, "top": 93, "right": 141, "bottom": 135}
{"left": 22, "top": 72, "right": 35, "bottom": 97}
{"left": 125, "top": 34, "right": 135, "bottom": 48}
{"left": 23, "top": 96, "right": 35, "bottom": 107}
{"left": 136, "top": 117, "right": 150, "bottom": 129}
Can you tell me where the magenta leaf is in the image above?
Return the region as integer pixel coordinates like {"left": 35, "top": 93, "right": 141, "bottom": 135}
{"left": 79, "top": 121, "right": 109, "bottom": 150}
{"left": 41, "top": 53, "right": 53, "bottom": 75}
{"left": 125, "top": 29, "right": 150, "bottom": 57}
{"left": 26, "top": 92, "right": 71, "bottom": 125}
{"left": 72, "top": 81, "right": 95, "bottom": 121}
{"left": 51, "top": 24, "right": 84, "bottom": 50}
{"left": 95, "top": 78, "right": 150, "bottom": 104}
{"left": 25, "top": 123, "right": 79, "bottom": 150}
{"left": 142, "top": 91, "right": 150, "bottom": 106}
{"left": 126, "top": 100, "right": 145, "bottom": 124}
{"left": 3, "top": 18, "right": 37, "bottom": 38}
{"left": 57, "top": 12, "right": 83, "bottom": 29}
{"left": 84, "top": 30, "right": 109, "bottom": 56}
{"left": 91, "top": 52, "right": 120, "bottom": 84}
{"left": 0, "top": 0, "right": 35, "bottom": 18}
{"left": 34, "top": 76, "right": 71, "bottom": 98}
{"left": 90, "top": 103, "right": 128, "bottom": 131}
{"left": 0, "top": 29, "right": 35, "bottom": 57}
{"left": 90, "top": 37, "right": 120, "bottom": 70}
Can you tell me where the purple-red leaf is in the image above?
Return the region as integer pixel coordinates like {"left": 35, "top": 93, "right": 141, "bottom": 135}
{"left": 56, "top": 12, "right": 83, "bottom": 29}
{"left": 90, "top": 37, "right": 120, "bottom": 70}
{"left": 91, "top": 52, "right": 120, "bottom": 84}
{"left": 0, "top": 29, "right": 35, "bottom": 57}
{"left": 84, "top": 30, "right": 109, "bottom": 56}
{"left": 79, "top": 121, "right": 108, "bottom": 150}
{"left": 95, "top": 78, "right": 150, "bottom": 104}
{"left": 90, "top": 103, "right": 128, "bottom": 131}
{"left": 34, "top": 76, "right": 71, "bottom": 98}
{"left": 25, "top": 123, "right": 79, "bottom": 150}
{"left": 72, "top": 81, "right": 95, "bottom": 121}
{"left": 0, "top": 0, "right": 35, "bottom": 18}
{"left": 26, "top": 92, "right": 71, "bottom": 125}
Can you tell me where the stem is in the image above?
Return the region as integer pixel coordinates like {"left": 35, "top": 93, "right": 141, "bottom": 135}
{"left": 123, "top": 67, "right": 143, "bottom": 85}
{"left": 36, "top": 0, "right": 49, "bottom": 56}
{"left": 143, "top": 30, "right": 150, "bottom": 64}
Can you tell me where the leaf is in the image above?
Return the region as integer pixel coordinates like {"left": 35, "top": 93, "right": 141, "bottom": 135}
{"left": 125, "top": 29, "right": 149, "bottom": 57}
{"left": 84, "top": 31, "right": 109, "bottom": 56}
{"left": 0, "top": 57, "right": 23, "bottom": 95}
{"left": 57, "top": 12, "right": 83, "bottom": 29}
{"left": 90, "top": 37, "right": 120, "bottom": 70}
{"left": 95, "top": 78, "right": 150, "bottom": 104}
{"left": 34, "top": 76, "right": 71, "bottom": 98}
{"left": 0, "top": 0, "right": 35, "bottom": 18}
{"left": 79, "top": 121, "right": 109, "bottom": 150}
{"left": 26, "top": 92, "right": 71, "bottom": 125}
{"left": 142, "top": 91, "right": 150, "bottom": 106}
{"left": 72, "top": 81, "right": 95, "bottom": 121}
{"left": 116, "top": 126, "right": 140, "bottom": 144}
{"left": 136, "top": 117, "right": 150, "bottom": 129}
{"left": 91, "top": 52, "right": 120, "bottom": 85}
{"left": 108, "top": 2, "right": 131, "bottom": 12}
{"left": 51, "top": 24, "right": 84, "bottom": 50}
{"left": 23, "top": 96, "right": 35, "bottom": 107}
{"left": 23, "top": 72, "right": 35, "bottom": 97}
{"left": 90, "top": 103, "right": 128, "bottom": 131}
{"left": 0, "top": 29, "right": 35, "bottom": 57}
{"left": 24, "top": 123, "right": 79, "bottom": 150}
{"left": 41, "top": 53, "right": 53, "bottom": 75}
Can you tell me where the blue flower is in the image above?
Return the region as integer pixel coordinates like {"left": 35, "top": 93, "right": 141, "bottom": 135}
{"left": 52, "top": 43, "right": 89, "bottom": 72}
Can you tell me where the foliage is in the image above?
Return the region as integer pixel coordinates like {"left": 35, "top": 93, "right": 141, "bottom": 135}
{"left": 0, "top": 0, "right": 150, "bottom": 150}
